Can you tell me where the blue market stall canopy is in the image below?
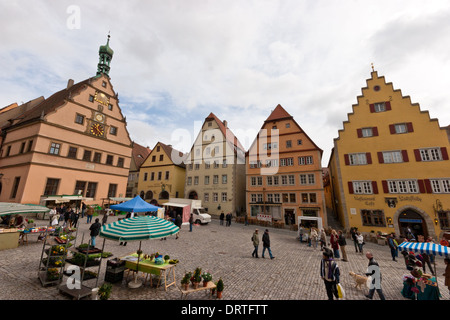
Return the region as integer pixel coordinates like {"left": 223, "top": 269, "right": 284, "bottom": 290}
{"left": 109, "top": 195, "right": 159, "bottom": 213}
{"left": 0, "top": 202, "right": 50, "bottom": 216}
{"left": 398, "top": 241, "right": 450, "bottom": 257}
{"left": 99, "top": 215, "right": 179, "bottom": 241}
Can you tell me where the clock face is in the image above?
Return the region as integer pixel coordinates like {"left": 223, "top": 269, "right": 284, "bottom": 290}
{"left": 95, "top": 113, "right": 104, "bottom": 122}
{"left": 90, "top": 123, "right": 105, "bottom": 136}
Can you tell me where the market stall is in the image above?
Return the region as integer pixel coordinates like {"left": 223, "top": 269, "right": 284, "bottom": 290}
{"left": 398, "top": 241, "right": 450, "bottom": 300}
{"left": 100, "top": 197, "right": 179, "bottom": 288}
{"left": 0, "top": 202, "right": 50, "bottom": 250}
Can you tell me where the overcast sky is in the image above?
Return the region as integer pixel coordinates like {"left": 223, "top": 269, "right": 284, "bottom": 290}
{"left": 1, "top": 0, "right": 450, "bottom": 166}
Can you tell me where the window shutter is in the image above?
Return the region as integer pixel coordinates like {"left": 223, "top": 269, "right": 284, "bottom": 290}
{"left": 377, "top": 152, "right": 384, "bottom": 164}
{"left": 401, "top": 150, "right": 409, "bottom": 162}
{"left": 372, "top": 181, "right": 378, "bottom": 194}
{"left": 357, "top": 129, "right": 363, "bottom": 138}
{"left": 417, "top": 180, "right": 426, "bottom": 193}
{"left": 385, "top": 101, "right": 392, "bottom": 110}
{"left": 348, "top": 181, "right": 354, "bottom": 194}
{"left": 366, "top": 152, "right": 372, "bottom": 164}
{"left": 389, "top": 124, "right": 396, "bottom": 134}
{"left": 406, "top": 122, "right": 414, "bottom": 133}
{"left": 424, "top": 179, "right": 433, "bottom": 193}
{"left": 344, "top": 154, "right": 350, "bottom": 165}
{"left": 441, "top": 147, "right": 449, "bottom": 160}
{"left": 414, "top": 149, "right": 422, "bottom": 162}
{"left": 372, "top": 127, "right": 379, "bottom": 136}
{"left": 369, "top": 104, "right": 375, "bottom": 113}
{"left": 382, "top": 180, "right": 389, "bottom": 193}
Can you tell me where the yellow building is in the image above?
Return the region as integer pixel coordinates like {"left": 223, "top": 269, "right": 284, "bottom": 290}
{"left": 246, "top": 105, "right": 326, "bottom": 229}
{"left": 137, "top": 142, "right": 186, "bottom": 205}
{"left": 328, "top": 69, "right": 450, "bottom": 240}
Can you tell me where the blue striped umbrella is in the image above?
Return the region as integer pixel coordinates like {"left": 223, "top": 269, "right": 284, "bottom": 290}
{"left": 398, "top": 241, "right": 450, "bottom": 258}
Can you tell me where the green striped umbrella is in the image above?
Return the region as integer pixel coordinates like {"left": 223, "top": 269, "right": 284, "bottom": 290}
{"left": 99, "top": 215, "right": 179, "bottom": 241}
{"left": 99, "top": 215, "right": 179, "bottom": 288}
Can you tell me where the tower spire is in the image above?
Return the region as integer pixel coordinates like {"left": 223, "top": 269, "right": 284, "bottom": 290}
{"left": 96, "top": 33, "right": 114, "bottom": 78}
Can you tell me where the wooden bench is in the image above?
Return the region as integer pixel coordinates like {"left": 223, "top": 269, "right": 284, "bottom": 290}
{"left": 179, "top": 281, "right": 217, "bottom": 299}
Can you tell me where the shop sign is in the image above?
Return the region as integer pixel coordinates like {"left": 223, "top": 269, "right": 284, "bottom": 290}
{"left": 353, "top": 196, "right": 375, "bottom": 206}
{"left": 257, "top": 214, "right": 272, "bottom": 222}
{"left": 398, "top": 196, "right": 422, "bottom": 202}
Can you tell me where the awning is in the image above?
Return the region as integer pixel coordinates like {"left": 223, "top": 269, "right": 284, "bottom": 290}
{"left": 42, "top": 195, "right": 93, "bottom": 203}
{"left": 108, "top": 197, "right": 133, "bottom": 202}
{"left": 398, "top": 241, "right": 450, "bottom": 257}
{"left": 163, "top": 202, "right": 189, "bottom": 208}
{"left": 0, "top": 203, "right": 50, "bottom": 216}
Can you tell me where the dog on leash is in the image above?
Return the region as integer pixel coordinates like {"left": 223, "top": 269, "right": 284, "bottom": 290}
{"left": 349, "top": 271, "right": 369, "bottom": 289}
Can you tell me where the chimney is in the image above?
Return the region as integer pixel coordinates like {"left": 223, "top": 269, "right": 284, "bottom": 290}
{"left": 223, "top": 120, "right": 227, "bottom": 128}
{"left": 67, "top": 79, "right": 74, "bottom": 89}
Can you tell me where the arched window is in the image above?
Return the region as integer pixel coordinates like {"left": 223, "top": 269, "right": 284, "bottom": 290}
{"left": 159, "top": 191, "right": 169, "bottom": 200}
{"left": 145, "top": 190, "right": 153, "bottom": 200}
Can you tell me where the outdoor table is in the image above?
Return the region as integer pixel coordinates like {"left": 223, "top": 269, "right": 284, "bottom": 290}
{"left": 120, "top": 252, "right": 176, "bottom": 291}
{"left": 179, "top": 281, "right": 216, "bottom": 299}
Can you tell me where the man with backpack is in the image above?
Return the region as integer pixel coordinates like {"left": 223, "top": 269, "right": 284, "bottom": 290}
{"left": 320, "top": 248, "right": 341, "bottom": 300}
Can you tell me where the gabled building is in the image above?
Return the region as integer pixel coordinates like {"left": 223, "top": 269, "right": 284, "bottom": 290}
{"left": 328, "top": 69, "right": 450, "bottom": 240}
{"left": 126, "top": 142, "right": 152, "bottom": 198}
{"left": 246, "top": 104, "right": 326, "bottom": 228}
{"left": 0, "top": 36, "right": 133, "bottom": 205}
{"left": 137, "top": 142, "right": 186, "bottom": 205}
{"left": 184, "top": 112, "right": 246, "bottom": 216}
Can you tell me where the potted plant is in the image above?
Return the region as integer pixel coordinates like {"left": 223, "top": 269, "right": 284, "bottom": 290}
{"left": 192, "top": 267, "right": 202, "bottom": 289}
{"left": 181, "top": 272, "right": 191, "bottom": 291}
{"left": 216, "top": 278, "right": 224, "bottom": 298}
{"left": 98, "top": 283, "right": 112, "bottom": 300}
{"left": 164, "top": 255, "right": 170, "bottom": 263}
{"left": 201, "top": 272, "right": 212, "bottom": 287}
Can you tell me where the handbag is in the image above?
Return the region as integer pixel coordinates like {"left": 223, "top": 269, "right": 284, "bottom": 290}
{"left": 337, "top": 283, "right": 345, "bottom": 299}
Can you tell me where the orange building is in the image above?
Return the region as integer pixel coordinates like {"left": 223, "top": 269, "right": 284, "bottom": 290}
{"left": 246, "top": 105, "right": 327, "bottom": 229}
{"left": 0, "top": 36, "right": 133, "bottom": 205}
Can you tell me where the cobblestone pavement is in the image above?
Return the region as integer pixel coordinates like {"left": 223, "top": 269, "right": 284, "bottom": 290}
{"left": 0, "top": 215, "right": 449, "bottom": 301}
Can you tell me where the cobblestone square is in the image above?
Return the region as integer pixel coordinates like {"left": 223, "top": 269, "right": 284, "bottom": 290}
{"left": 0, "top": 215, "right": 449, "bottom": 301}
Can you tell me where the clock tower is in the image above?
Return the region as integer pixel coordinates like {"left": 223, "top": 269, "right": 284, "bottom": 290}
{"left": 96, "top": 34, "right": 114, "bottom": 77}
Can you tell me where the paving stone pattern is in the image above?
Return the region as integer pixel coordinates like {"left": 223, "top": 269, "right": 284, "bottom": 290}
{"left": 0, "top": 215, "right": 449, "bottom": 300}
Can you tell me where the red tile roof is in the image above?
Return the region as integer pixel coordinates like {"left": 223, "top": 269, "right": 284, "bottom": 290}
{"left": 205, "top": 112, "right": 245, "bottom": 152}
{"left": 132, "top": 141, "right": 152, "bottom": 170}
{"left": 264, "top": 104, "right": 293, "bottom": 122}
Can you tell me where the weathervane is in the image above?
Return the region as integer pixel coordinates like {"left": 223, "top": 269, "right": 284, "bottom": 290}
{"left": 371, "top": 63, "right": 374, "bottom": 72}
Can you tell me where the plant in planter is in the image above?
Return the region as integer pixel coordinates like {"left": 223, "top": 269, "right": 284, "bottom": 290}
{"left": 216, "top": 278, "right": 224, "bottom": 298}
{"left": 98, "top": 283, "right": 112, "bottom": 300}
{"left": 191, "top": 267, "right": 202, "bottom": 289}
{"left": 46, "top": 268, "right": 60, "bottom": 281}
{"left": 201, "top": 272, "right": 212, "bottom": 287}
{"left": 181, "top": 272, "right": 191, "bottom": 291}
{"left": 164, "top": 255, "right": 170, "bottom": 262}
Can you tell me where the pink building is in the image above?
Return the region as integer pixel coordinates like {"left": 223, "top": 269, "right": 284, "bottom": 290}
{"left": 0, "top": 36, "right": 133, "bottom": 205}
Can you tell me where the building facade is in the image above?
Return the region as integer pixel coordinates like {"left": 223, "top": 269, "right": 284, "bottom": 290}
{"left": 246, "top": 104, "right": 327, "bottom": 228}
{"left": 184, "top": 113, "right": 246, "bottom": 217}
{"left": 137, "top": 142, "right": 186, "bottom": 205}
{"left": 0, "top": 36, "right": 133, "bottom": 205}
{"left": 126, "top": 141, "right": 152, "bottom": 198}
{"left": 328, "top": 69, "right": 450, "bottom": 240}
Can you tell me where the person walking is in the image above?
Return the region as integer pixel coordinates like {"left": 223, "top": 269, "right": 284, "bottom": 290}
{"left": 388, "top": 233, "right": 398, "bottom": 261}
{"left": 101, "top": 210, "right": 108, "bottom": 226}
{"left": 298, "top": 225, "right": 305, "bottom": 243}
{"left": 189, "top": 213, "right": 194, "bottom": 232}
{"left": 422, "top": 252, "right": 435, "bottom": 276}
{"left": 356, "top": 232, "right": 364, "bottom": 254}
{"left": 89, "top": 218, "right": 102, "bottom": 248}
{"left": 364, "top": 251, "right": 386, "bottom": 300}
{"left": 350, "top": 227, "right": 358, "bottom": 253}
{"left": 63, "top": 208, "right": 71, "bottom": 227}
{"left": 338, "top": 230, "right": 348, "bottom": 262}
{"left": 320, "top": 249, "right": 340, "bottom": 300}
{"left": 220, "top": 212, "right": 225, "bottom": 226}
{"left": 330, "top": 230, "right": 340, "bottom": 259}
{"left": 319, "top": 228, "right": 327, "bottom": 251}
{"left": 71, "top": 208, "right": 79, "bottom": 228}
{"left": 81, "top": 202, "right": 86, "bottom": 219}
{"left": 86, "top": 206, "right": 93, "bottom": 224}
{"left": 251, "top": 229, "right": 259, "bottom": 258}
{"left": 310, "top": 227, "right": 319, "bottom": 250}
{"left": 175, "top": 214, "right": 182, "bottom": 239}
{"left": 262, "top": 229, "right": 275, "bottom": 259}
